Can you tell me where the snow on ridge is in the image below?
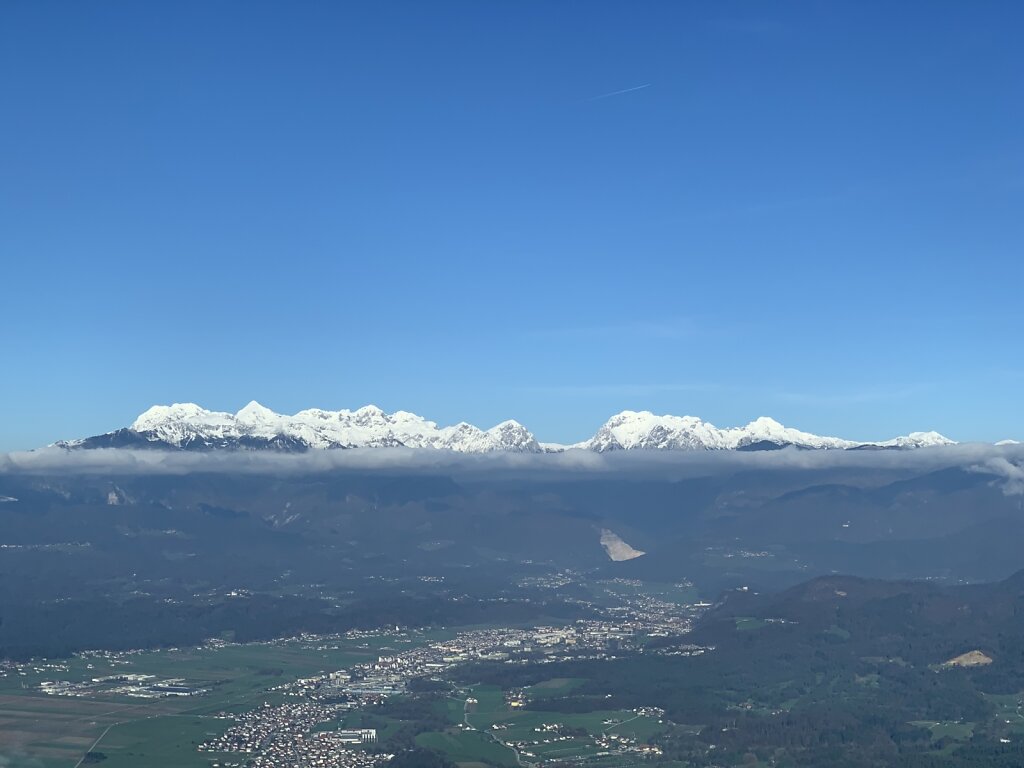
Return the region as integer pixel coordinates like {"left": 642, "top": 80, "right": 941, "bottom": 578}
{"left": 866, "top": 431, "right": 957, "bottom": 449}
{"left": 122, "top": 401, "right": 539, "bottom": 453}
{"left": 582, "top": 410, "right": 854, "bottom": 451}
{"left": 579, "top": 410, "right": 954, "bottom": 452}
{"left": 77, "top": 402, "right": 956, "bottom": 454}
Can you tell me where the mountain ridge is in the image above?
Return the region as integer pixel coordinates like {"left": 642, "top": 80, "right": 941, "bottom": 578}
{"left": 55, "top": 402, "right": 958, "bottom": 454}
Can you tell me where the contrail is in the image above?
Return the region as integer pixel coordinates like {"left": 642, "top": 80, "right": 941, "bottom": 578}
{"left": 585, "top": 83, "right": 651, "bottom": 102}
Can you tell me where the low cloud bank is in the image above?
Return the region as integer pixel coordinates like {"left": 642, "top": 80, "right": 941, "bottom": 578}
{"left": 970, "top": 456, "right": 1024, "bottom": 496}
{"left": 1, "top": 443, "right": 1022, "bottom": 484}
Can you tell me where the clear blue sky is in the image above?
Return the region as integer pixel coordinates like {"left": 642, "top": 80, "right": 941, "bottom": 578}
{"left": 2, "top": 1, "right": 1022, "bottom": 450}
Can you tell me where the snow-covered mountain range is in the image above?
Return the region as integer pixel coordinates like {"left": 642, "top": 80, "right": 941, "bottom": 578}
{"left": 60, "top": 402, "right": 541, "bottom": 453}
{"left": 56, "top": 402, "right": 957, "bottom": 453}
{"left": 581, "top": 411, "right": 952, "bottom": 452}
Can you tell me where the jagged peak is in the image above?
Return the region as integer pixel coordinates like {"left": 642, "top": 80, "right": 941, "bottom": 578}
{"left": 235, "top": 400, "right": 277, "bottom": 419}
{"left": 906, "top": 430, "right": 951, "bottom": 441}
{"left": 745, "top": 416, "right": 785, "bottom": 429}
{"left": 354, "top": 404, "right": 385, "bottom": 415}
{"left": 131, "top": 402, "right": 224, "bottom": 431}
{"left": 489, "top": 419, "right": 527, "bottom": 431}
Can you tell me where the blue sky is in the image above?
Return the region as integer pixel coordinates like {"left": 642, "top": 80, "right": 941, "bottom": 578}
{"left": 2, "top": 1, "right": 1022, "bottom": 450}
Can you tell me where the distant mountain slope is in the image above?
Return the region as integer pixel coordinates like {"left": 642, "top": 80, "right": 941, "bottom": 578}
{"left": 56, "top": 402, "right": 956, "bottom": 453}
{"left": 697, "top": 568, "right": 1024, "bottom": 677}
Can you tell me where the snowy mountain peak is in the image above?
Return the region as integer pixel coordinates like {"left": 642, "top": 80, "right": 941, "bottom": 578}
{"left": 235, "top": 400, "right": 278, "bottom": 423}
{"left": 866, "top": 431, "right": 957, "bottom": 449}
{"left": 484, "top": 420, "right": 541, "bottom": 452}
{"left": 237, "top": 399, "right": 273, "bottom": 415}
{"left": 577, "top": 410, "right": 946, "bottom": 452}
{"left": 490, "top": 419, "right": 526, "bottom": 430}
{"left": 68, "top": 403, "right": 956, "bottom": 454}
{"left": 355, "top": 404, "right": 385, "bottom": 416}
{"left": 97, "top": 402, "right": 542, "bottom": 453}
{"left": 746, "top": 416, "right": 784, "bottom": 430}
{"left": 131, "top": 403, "right": 231, "bottom": 432}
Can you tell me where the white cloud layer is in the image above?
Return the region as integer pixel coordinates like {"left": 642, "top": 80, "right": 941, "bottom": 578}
{"left": 1, "top": 443, "right": 1022, "bottom": 485}
{"left": 970, "top": 456, "right": 1024, "bottom": 496}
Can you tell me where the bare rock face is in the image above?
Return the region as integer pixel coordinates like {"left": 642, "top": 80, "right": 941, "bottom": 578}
{"left": 600, "top": 528, "right": 646, "bottom": 561}
{"left": 941, "top": 650, "right": 993, "bottom": 668}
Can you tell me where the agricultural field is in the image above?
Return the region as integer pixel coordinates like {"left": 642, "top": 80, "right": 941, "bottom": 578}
{"left": 910, "top": 692, "right": 1024, "bottom": 756}
{"left": 909, "top": 719, "right": 976, "bottom": 756}
{"left": 0, "top": 692, "right": 176, "bottom": 768}
{"left": 986, "top": 692, "right": 1024, "bottom": 734}
{"left": 416, "top": 729, "right": 518, "bottom": 767}
{"left": 417, "top": 682, "right": 666, "bottom": 767}
{"left": 5, "top": 624, "right": 673, "bottom": 768}
{"left": 84, "top": 715, "right": 236, "bottom": 768}
{"left": 524, "top": 677, "right": 587, "bottom": 699}
{"left": 0, "top": 630, "right": 444, "bottom": 768}
{"left": 733, "top": 617, "right": 768, "bottom": 631}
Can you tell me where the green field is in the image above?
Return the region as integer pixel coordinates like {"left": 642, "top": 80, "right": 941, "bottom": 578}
{"left": 910, "top": 719, "right": 976, "bottom": 742}
{"left": 416, "top": 729, "right": 518, "bottom": 766}
{"left": 478, "top": 708, "right": 660, "bottom": 740}
{"left": 0, "top": 630, "right": 448, "bottom": 767}
{"left": 418, "top": 680, "right": 666, "bottom": 767}
{"left": 0, "top": 692, "right": 179, "bottom": 768}
{"left": 985, "top": 692, "right": 1024, "bottom": 734}
{"left": 526, "top": 677, "right": 587, "bottom": 698}
{"left": 734, "top": 617, "right": 768, "bottom": 631}
{"left": 1, "top": 629, "right": 668, "bottom": 768}
{"left": 88, "top": 715, "right": 235, "bottom": 768}
{"left": 0, "top": 637, "right": 405, "bottom": 710}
